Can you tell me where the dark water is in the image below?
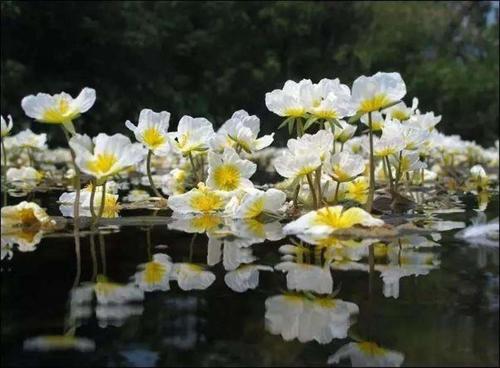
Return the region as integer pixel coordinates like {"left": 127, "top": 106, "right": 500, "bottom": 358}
{"left": 1, "top": 193, "right": 499, "bottom": 367}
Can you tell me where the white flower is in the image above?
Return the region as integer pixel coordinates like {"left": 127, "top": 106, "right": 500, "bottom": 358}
{"left": 206, "top": 147, "right": 256, "bottom": 192}
{"left": 328, "top": 341, "right": 404, "bottom": 367}
{"left": 10, "top": 129, "right": 47, "bottom": 150}
{"left": 332, "top": 119, "right": 357, "bottom": 143}
{"left": 224, "top": 265, "right": 273, "bottom": 293}
{"left": 352, "top": 72, "right": 406, "bottom": 113}
{"left": 94, "top": 276, "right": 145, "bottom": 305}
{"left": 69, "top": 133, "right": 146, "bottom": 180}
{"left": 283, "top": 205, "right": 384, "bottom": 236}
{"left": 287, "top": 129, "right": 333, "bottom": 162}
{"left": 373, "top": 131, "right": 405, "bottom": 157}
{"left": 326, "top": 152, "right": 365, "bottom": 182}
{"left": 6, "top": 167, "right": 43, "bottom": 184}
{"left": 58, "top": 184, "right": 120, "bottom": 218}
{"left": 301, "top": 78, "right": 356, "bottom": 119}
{"left": 23, "top": 336, "right": 95, "bottom": 352}
{"left": 383, "top": 120, "right": 429, "bottom": 150}
{"left": 207, "top": 237, "right": 257, "bottom": 271}
{"left": 1, "top": 114, "right": 13, "bottom": 137}
{"left": 265, "top": 294, "right": 359, "bottom": 344}
{"left": 134, "top": 253, "right": 173, "bottom": 292}
{"left": 231, "top": 188, "right": 287, "bottom": 218}
{"left": 274, "top": 151, "right": 321, "bottom": 181}
{"left": 265, "top": 79, "right": 309, "bottom": 118}
{"left": 168, "top": 183, "right": 230, "bottom": 214}
{"left": 125, "top": 108, "right": 171, "bottom": 155}
{"left": 275, "top": 261, "right": 333, "bottom": 294}
{"left": 360, "top": 111, "right": 385, "bottom": 131}
{"left": 123, "top": 189, "right": 151, "bottom": 203}
{"left": 383, "top": 97, "right": 418, "bottom": 121}
{"left": 21, "top": 87, "right": 96, "bottom": 131}
{"left": 210, "top": 110, "right": 274, "bottom": 153}
{"left": 171, "top": 263, "right": 216, "bottom": 290}
{"left": 168, "top": 115, "right": 215, "bottom": 156}
{"left": 228, "top": 218, "right": 285, "bottom": 242}
{"left": 409, "top": 111, "right": 441, "bottom": 131}
{"left": 95, "top": 304, "right": 144, "bottom": 328}
{"left": 169, "top": 213, "right": 226, "bottom": 236}
{"left": 389, "top": 151, "right": 426, "bottom": 174}
{"left": 161, "top": 168, "right": 189, "bottom": 196}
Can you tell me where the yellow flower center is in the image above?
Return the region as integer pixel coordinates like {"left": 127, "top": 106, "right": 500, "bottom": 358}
{"left": 314, "top": 296, "right": 337, "bottom": 308}
{"left": 244, "top": 197, "right": 265, "bottom": 218}
{"left": 143, "top": 261, "right": 167, "bottom": 285}
{"left": 284, "top": 107, "right": 305, "bottom": 117}
{"left": 87, "top": 153, "right": 118, "bottom": 176}
{"left": 190, "top": 190, "right": 225, "bottom": 212}
{"left": 17, "top": 208, "right": 39, "bottom": 227}
{"left": 142, "top": 127, "right": 166, "bottom": 149}
{"left": 358, "top": 342, "right": 386, "bottom": 356}
{"left": 346, "top": 179, "right": 369, "bottom": 204}
{"left": 391, "top": 109, "right": 409, "bottom": 121}
{"left": 213, "top": 164, "right": 241, "bottom": 191}
{"left": 243, "top": 218, "right": 266, "bottom": 238}
{"left": 314, "top": 207, "right": 365, "bottom": 229}
{"left": 191, "top": 214, "right": 222, "bottom": 231}
{"left": 332, "top": 165, "right": 352, "bottom": 182}
{"left": 359, "top": 94, "right": 391, "bottom": 113}
{"left": 314, "top": 109, "right": 338, "bottom": 119}
{"left": 42, "top": 98, "right": 78, "bottom": 124}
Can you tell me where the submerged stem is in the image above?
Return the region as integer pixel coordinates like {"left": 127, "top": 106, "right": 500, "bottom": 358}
{"left": 146, "top": 150, "right": 167, "bottom": 199}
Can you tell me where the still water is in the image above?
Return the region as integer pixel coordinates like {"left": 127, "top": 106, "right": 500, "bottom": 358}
{"left": 1, "top": 192, "right": 498, "bottom": 367}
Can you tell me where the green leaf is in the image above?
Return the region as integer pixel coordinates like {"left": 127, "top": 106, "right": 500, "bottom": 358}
{"left": 278, "top": 116, "right": 294, "bottom": 130}
{"left": 348, "top": 111, "right": 364, "bottom": 124}
{"left": 331, "top": 118, "right": 344, "bottom": 129}
{"left": 303, "top": 116, "right": 319, "bottom": 132}
{"left": 288, "top": 118, "right": 295, "bottom": 135}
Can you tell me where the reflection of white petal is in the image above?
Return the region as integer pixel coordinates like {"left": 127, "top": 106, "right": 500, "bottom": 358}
{"left": 224, "top": 265, "right": 273, "bottom": 292}
{"left": 275, "top": 262, "right": 333, "bottom": 294}
{"left": 223, "top": 239, "right": 257, "bottom": 271}
{"left": 172, "top": 263, "right": 216, "bottom": 290}
{"left": 328, "top": 341, "right": 404, "bottom": 367}
{"left": 96, "top": 304, "right": 144, "bottom": 328}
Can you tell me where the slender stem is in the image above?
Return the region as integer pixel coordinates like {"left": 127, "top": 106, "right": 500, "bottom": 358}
{"left": 89, "top": 179, "right": 97, "bottom": 218}
{"left": 340, "top": 142, "right": 344, "bottom": 152}
{"left": 1, "top": 138, "right": 7, "bottom": 173}
{"left": 26, "top": 147, "right": 34, "bottom": 167}
{"left": 314, "top": 166, "right": 322, "bottom": 207}
{"left": 90, "top": 229, "right": 98, "bottom": 282}
{"left": 332, "top": 124, "right": 336, "bottom": 154}
{"left": 296, "top": 118, "right": 304, "bottom": 137}
{"left": 72, "top": 228, "right": 81, "bottom": 288}
{"left": 314, "top": 245, "right": 322, "bottom": 266}
{"left": 188, "top": 152, "right": 200, "bottom": 184}
{"left": 395, "top": 151, "right": 403, "bottom": 191}
{"left": 146, "top": 150, "right": 166, "bottom": 199}
{"left": 306, "top": 173, "right": 318, "bottom": 209}
{"left": 333, "top": 180, "right": 341, "bottom": 204}
{"left": 292, "top": 181, "right": 300, "bottom": 210}
{"left": 1, "top": 138, "right": 7, "bottom": 206}
{"left": 385, "top": 156, "right": 394, "bottom": 192}
{"left": 366, "top": 112, "right": 375, "bottom": 212}
{"left": 96, "top": 180, "right": 107, "bottom": 220}
{"left": 421, "top": 168, "right": 425, "bottom": 186}
{"left": 99, "top": 232, "right": 107, "bottom": 276}
{"left": 189, "top": 233, "right": 197, "bottom": 262}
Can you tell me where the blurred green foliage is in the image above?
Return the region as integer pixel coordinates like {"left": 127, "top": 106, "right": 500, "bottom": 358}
{"left": 1, "top": 1, "right": 498, "bottom": 146}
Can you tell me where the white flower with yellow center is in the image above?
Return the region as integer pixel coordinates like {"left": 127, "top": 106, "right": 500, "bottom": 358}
{"left": 383, "top": 119, "right": 429, "bottom": 151}
{"left": 344, "top": 136, "right": 369, "bottom": 155}
{"left": 229, "top": 218, "right": 285, "bottom": 242}
{"left": 373, "top": 132, "right": 405, "bottom": 157}
{"left": 351, "top": 72, "right": 406, "bottom": 113}
{"left": 328, "top": 341, "right": 405, "bottom": 367}
{"left": 265, "top": 293, "right": 359, "bottom": 344}
{"left": 274, "top": 151, "right": 321, "bottom": 182}
{"left": 409, "top": 111, "right": 441, "bottom": 131}
{"left": 10, "top": 129, "right": 47, "bottom": 150}
{"left": 161, "top": 168, "right": 189, "bottom": 196}
{"left": 171, "top": 263, "right": 216, "bottom": 290}
{"left": 224, "top": 264, "right": 273, "bottom": 293}
{"left": 265, "top": 79, "right": 309, "bottom": 118}
{"left": 125, "top": 108, "right": 171, "bottom": 155}
{"left": 210, "top": 110, "right": 274, "bottom": 154}
{"left": 345, "top": 176, "right": 370, "bottom": 204}
{"left": 23, "top": 336, "right": 95, "bottom": 352}
{"left": 360, "top": 111, "right": 385, "bottom": 131}
{"left": 301, "top": 78, "right": 356, "bottom": 119}
{"left": 331, "top": 119, "right": 356, "bottom": 143}
{"left": 326, "top": 152, "right": 365, "bottom": 183}
{"left": 59, "top": 186, "right": 120, "bottom": 218}
{"left": 231, "top": 188, "right": 287, "bottom": 219}
{"left": 21, "top": 87, "right": 96, "bottom": 132}
{"left": 287, "top": 130, "right": 333, "bottom": 162}
{"left": 134, "top": 253, "right": 173, "bottom": 292}
{"left": 6, "top": 167, "right": 43, "bottom": 185}
{"left": 168, "top": 115, "right": 215, "bottom": 156}
{"left": 206, "top": 147, "right": 256, "bottom": 192}
{"left": 93, "top": 275, "right": 144, "bottom": 304}
{"left": 168, "top": 183, "right": 230, "bottom": 214}
{"left": 384, "top": 97, "right": 418, "bottom": 122}
{"left": 1, "top": 114, "right": 13, "bottom": 137}
{"left": 1, "top": 201, "right": 55, "bottom": 251}
{"left": 389, "top": 151, "right": 426, "bottom": 174}
{"left": 283, "top": 205, "right": 384, "bottom": 236}
{"left": 169, "top": 213, "right": 225, "bottom": 236}
{"left": 469, "top": 164, "right": 489, "bottom": 189}
{"left": 69, "top": 133, "right": 146, "bottom": 180}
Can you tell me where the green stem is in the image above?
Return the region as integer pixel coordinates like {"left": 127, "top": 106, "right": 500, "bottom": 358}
{"left": 99, "top": 232, "right": 107, "bottom": 276}
{"left": 96, "top": 180, "right": 107, "bottom": 220}
{"left": 296, "top": 118, "right": 304, "bottom": 137}
{"left": 314, "top": 166, "right": 322, "bottom": 207}
{"left": 366, "top": 112, "right": 375, "bottom": 212}
{"left": 306, "top": 173, "right": 318, "bottom": 209}
{"left": 340, "top": 141, "right": 344, "bottom": 152}
{"left": 292, "top": 181, "right": 300, "bottom": 210}
{"left": 385, "top": 156, "right": 394, "bottom": 192}
{"left": 333, "top": 180, "right": 341, "bottom": 204}
{"left": 147, "top": 150, "right": 166, "bottom": 199}
{"left": 188, "top": 152, "right": 200, "bottom": 184}
{"left": 1, "top": 138, "right": 7, "bottom": 206}
{"left": 89, "top": 179, "right": 97, "bottom": 218}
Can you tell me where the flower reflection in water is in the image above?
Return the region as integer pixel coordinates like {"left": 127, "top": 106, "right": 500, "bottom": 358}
{"left": 328, "top": 341, "right": 404, "bottom": 367}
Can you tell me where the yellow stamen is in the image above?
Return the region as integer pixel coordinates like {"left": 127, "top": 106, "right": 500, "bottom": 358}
{"left": 213, "top": 164, "right": 240, "bottom": 191}
{"left": 142, "top": 127, "right": 166, "bottom": 149}
{"left": 359, "top": 94, "right": 391, "bottom": 113}
{"left": 87, "top": 153, "right": 118, "bottom": 176}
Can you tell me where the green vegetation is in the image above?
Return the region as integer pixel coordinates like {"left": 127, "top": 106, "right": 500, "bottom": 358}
{"left": 1, "top": 1, "right": 498, "bottom": 146}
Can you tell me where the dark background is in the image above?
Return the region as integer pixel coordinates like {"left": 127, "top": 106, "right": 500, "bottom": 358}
{"left": 1, "top": 1, "right": 498, "bottom": 146}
